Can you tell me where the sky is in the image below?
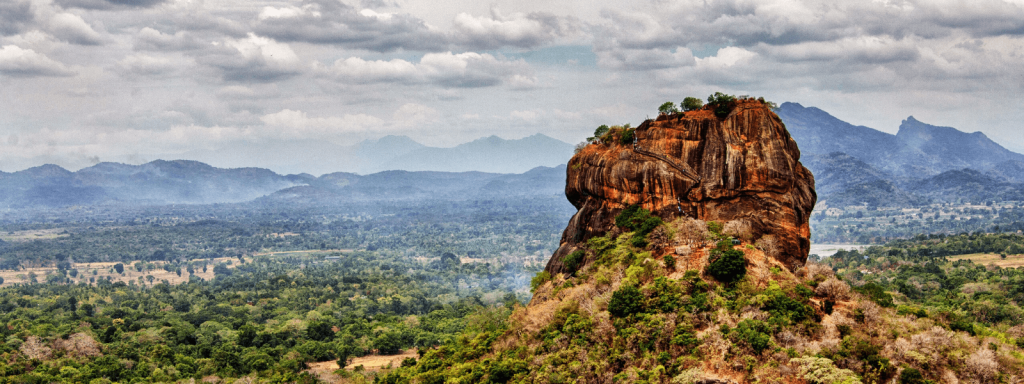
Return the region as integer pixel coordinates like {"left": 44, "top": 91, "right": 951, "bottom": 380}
{"left": 2, "top": 0, "right": 1024, "bottom": 173}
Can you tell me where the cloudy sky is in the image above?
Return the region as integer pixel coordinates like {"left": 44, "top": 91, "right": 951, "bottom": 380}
{"left": 2, "top": 0, "right": 1024, "bottom": 173}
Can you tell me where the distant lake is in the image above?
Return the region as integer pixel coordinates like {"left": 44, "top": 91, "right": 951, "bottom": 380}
{"left": 810, "top": 243, "right": 870, "bottom": 257}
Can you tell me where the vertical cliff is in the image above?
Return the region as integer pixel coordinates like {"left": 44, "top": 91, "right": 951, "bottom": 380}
{"left": 547, "top": 99, "right": 816, "bottom": 273}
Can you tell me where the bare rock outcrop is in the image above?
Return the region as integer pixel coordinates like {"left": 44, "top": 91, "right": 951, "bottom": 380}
{"left": 547, "top": 99, "right": 816, "bottom": 273}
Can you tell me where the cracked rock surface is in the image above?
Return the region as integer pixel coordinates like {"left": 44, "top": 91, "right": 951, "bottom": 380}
{"left": 547, "top": 99, "right": 817, "bottom": 273}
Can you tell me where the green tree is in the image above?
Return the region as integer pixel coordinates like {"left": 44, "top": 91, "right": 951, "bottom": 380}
{"left": 707, "top": 247, "right": 746, "bottom": 284}
{"left": 374, "top": 331, "right": 403, "bottom": 355}
{"left": 608, "top": 285, "right": 645, "bottom": 317}
{"left": 113, "top": 263, "right": 124, "bottom": 274}
{"left": 681, "top": 97, "right": 703, "bottom": 111}
{"left": 658, "top": 101, "right": 679, "bottom": 115}
{"left": 589, "top": 125, "right": 611, "bottom": 143}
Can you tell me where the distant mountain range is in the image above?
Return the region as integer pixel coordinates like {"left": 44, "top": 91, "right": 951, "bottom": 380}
{"left": 182, "top": 133, "right": 575, "bottom": 176}
{"left": 0, "top": 159, "right": 567, "bottom": 208}
{"left": 260, "top": 165, "right": 566, "bottom": 205}
{"left": 778, "top": 102, "right": 1024, "bottom": 207}
{"left": 5, "top": 103, "right": 1022, "bottom": 210}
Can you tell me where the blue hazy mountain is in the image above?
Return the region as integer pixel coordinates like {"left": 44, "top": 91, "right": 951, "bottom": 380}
{"left": 369, "top": 134, "right": 575, "bottom": 174}
{"left": 0, "top": 158, "right": 568, "bottom": 208}
{"left": 778, "top": 102, "right": 1024, "bottom": 207}
{"left": 778, "top": 102, "right": 1024, "bottom": 179}
{"left": 179, "top": 134, "right": 573, "bottom": 176}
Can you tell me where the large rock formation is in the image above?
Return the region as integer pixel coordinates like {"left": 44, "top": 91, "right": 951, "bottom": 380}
{"left": 547, "top": 99, "right": 816, "bottom": 272}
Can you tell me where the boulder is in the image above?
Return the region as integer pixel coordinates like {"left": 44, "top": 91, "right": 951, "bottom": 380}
{"left": 547, "top": 99, "right": 816, "bottom": 273}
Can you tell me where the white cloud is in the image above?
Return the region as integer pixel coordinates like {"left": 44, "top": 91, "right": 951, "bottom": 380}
{"left": 258, "top": 5, "right": 321, "bottom": 20}
{"left": 596, "top": 47, "right": 696, "bottom": 70}
{"left": 0, "top": 45, "right": 75, "bottom": 77}
{"left": 48, "top": 13, "right": 103, "bottom": 45}
{"left": 259, "top": 109, "right": 384, "bottom": 138}
{"left": 696, "top": 47, "right": 757, "bottom": 68}
{"left": 323, "top": 57, "right": 418, "bottom": 83}
{"left": 320, "top": 51, "right": 534, "bottom": 88}
{"left": 253, "top": 0, "right": 447, "bottom": 52}
{"left": 451, "top": 9, "right": 578, "bottom": 49}
{"left": 115, "top": 54, "right": 178, "bottom": 77}
{"left": 197, "top": 33, "right": 304, "bottom": 82}
{"left": 133, "top": 27, "right": 203, "bottom": 51}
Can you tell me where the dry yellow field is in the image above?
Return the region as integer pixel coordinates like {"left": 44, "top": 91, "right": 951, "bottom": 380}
{"left": 0, "top": 256, "right": 244, "bottom": 287}
{"left": 948, "top": 253, "right": 1024, "bottom": 268}
{"left": 304, "top": 349, "right": 419, "bottom": 383}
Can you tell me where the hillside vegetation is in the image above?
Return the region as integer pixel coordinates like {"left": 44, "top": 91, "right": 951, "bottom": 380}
{"left": 377, "top": 208, "right": 1024, "bottom": 384}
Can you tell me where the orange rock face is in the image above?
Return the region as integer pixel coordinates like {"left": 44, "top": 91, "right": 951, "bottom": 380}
{"left": 547, "top": 100, "right": 816, "bottom": 272}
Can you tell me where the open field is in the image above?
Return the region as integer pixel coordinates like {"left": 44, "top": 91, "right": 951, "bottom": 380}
{"left": 0, "top": 249, "right": 363, "bottom": 287}
{"left": 254, "top": 249, "right": 354, "bottom": 257}
{"left": 344, "top": 350, "right": 419, "bottom": 371}
{"left": 948, "top": 253, "right": 1024, "bottom": 268}
{"left": 0, "top": 257, "right": 242, "bottom": 287}
{"left": 0, "top": 228, "right": 69, "bottom": 242}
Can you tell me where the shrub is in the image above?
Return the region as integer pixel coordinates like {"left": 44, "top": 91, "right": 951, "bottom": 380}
{"left": 620, "top": 128, "right": 635, "bottom": 145}
{"left": 671, "top": 324, "right": 699, "bottom": 353}
{"left": 855, "top": 282, "right": 894, "bottom": 307}
{"left": 963, "top": 348, "right": 998, "bottom": 384}
{"left": 706, "top": 92, "right": 737, "bottom": 118}
{"left": 648, "top": 276, "right": 681, "bottom": 313}
{"left": 899, "top": 367, "right": 924, "bottom": 384}
{"left": 588, "top": 125, "right": 610, "bottom": 144}
{"left": 530, "top": 271, "right": 552, "bottom": 292}
{"left": 755, "top": 235, "right": 779, "bottom": 259}
{"left": 815, "top": 277, "right": 851, "bottom": 301}
{"left": 615, "top": 205, "right": 664, "bottom": 248}
{"left": 764, "top": 289, "right": 814, "bottom": 325}
{"left": 837, "top": 336, "right": 893, "bottom": 380}
{"left": 563, "top": 250, "right": 585, "bottom": 274}
{"left": 673, "top": 218, "right": 708, "bottom": 244}
{"left": 706, "top": 221, "right": 723, "bottom": 236}
{"left": 896, "top": 305, "right": 927, "bottom": 318}
{"left": 790, "top": 357, "right": 862, "bottom": 384}
{"left": 663, "top": 255, "right": 676, "bottom": 271}
{"left": 722, "top": 220, "right": 753, "bottom": 241}
{"left": 805, "top": 263, "right": 834, "bottom": 282}
{"left": 609, "top": 285, "right": 645, "bottom": 317}
{"left": 489, "top": 358, "right": 528, "bottom": 383}
{"left": 729, "top": 319, "right": 772, "bottom": 354}
{"left": 949, "top": 318, "right": 975, "bottom": 335}
{"left": 706, "top": 248, "right": 746, "bottom": 284}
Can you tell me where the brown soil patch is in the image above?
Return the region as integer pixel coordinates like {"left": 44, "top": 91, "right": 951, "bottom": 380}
{"left": 344, "top": 350, "right": 418, "bottom": 371}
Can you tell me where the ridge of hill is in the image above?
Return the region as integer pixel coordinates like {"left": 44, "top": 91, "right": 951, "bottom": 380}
{"left": 178, "top": 133, "right": 574, "bottom": 176}
{"left": 0, "top": 161, "right": 568, "bottom": 209}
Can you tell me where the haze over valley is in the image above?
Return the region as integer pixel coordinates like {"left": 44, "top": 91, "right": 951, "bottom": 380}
{"left": 3, "top": 0, "right": 1024, "bottom": 383}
